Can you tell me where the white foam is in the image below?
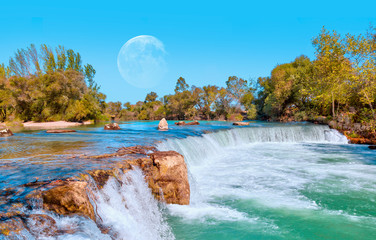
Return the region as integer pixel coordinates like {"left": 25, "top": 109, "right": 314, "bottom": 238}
{"left": 91, "top": 168, "right": 175, "bottom": 240}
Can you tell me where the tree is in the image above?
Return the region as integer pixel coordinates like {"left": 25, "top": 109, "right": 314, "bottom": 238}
{"left": 226, "top": 76, "right": 248, "bottom": 106}
{"left": 345, "top": 28, "right": 376, "bottom": 115}
{"left": 202, "top": 85, "right": 218, "bottom": 120}
{"left": 240, "top": 92, "right": 257, "bottom": 119}
{"left": 84, "top": 64, "right": 96, "bottom": 89}
{"left": 312, "top": 27, "right": 352, "bottom": 117}
{"left": 175, "top": 77, "right": 189, "bottom": 93}
{"left": 41, "top": 44, "right": 56, "bottom": 72}
{"left": 56, "top": 45, "right": 67, "bottom": 70}
{"left": 145, "top": 91, "right": 158, "bottom": 103}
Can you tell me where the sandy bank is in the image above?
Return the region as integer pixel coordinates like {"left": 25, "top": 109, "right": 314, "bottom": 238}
{"left": 23, "top": 121, "right": 92, "bottom": 130}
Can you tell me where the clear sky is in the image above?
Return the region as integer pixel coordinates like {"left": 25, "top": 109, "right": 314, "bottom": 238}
{"left": 1, "top": 0, "right": 376, "bottom": 103}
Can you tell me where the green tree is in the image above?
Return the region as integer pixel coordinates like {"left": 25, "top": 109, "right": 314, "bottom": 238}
{"left": 84, "top": 64, "right": 97, "bottom": 89}
{"left": 145, "top": 91, "right": 158, "bottom": 103}
{"left": 175, "top": 77, "right": 189, "bottom": 93}
{"left": 226, "top": 76, "right": 248, "bottom": 106}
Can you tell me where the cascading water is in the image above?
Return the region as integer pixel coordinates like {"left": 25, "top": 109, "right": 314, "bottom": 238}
{"left": 157, "top": 124, "right": 348, "bottom": 164}
{"left": 90, "top": 168, "right": 174, "bottom": 240}
{"left": 3, "top": 123, "right": 376, "bottom": 240}
{"left": 156, "top": 125, "right": 376, "bottom": 240}
{"left": 4, "top": 169, "right": 174, "bottom": 240}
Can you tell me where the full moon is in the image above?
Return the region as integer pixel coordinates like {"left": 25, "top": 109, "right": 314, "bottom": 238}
{"left": 117, "top": 35, "right": 167, "bottom": 88}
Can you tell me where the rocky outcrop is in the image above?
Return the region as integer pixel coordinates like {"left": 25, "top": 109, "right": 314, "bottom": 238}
{"left": 39, "top": 181, "right": 95, "bottom": 220}
{"left": 175, "top": 120, "right": 199, "bottom": 126}
{"left": 0, "top": 128, "right": 13, "bottom": 137}
{"left": 146, "top": 151, "right": 190, "bottom": 205}
{"left": 233, "top": 122, "right": 250, "bottom": 126}
{"left": 158, "top": 118, "right": 168, "bottom": 130}
{"left": 104, "top": 123, "right": 120, "bottom": 130}
{"left": 26, "top": 149, "right": 190, "bottom": 221}
{"left": 0, "top": 213, "right": 58, "bottom": 238}
{"left": 46, "top": 129, "right": 76, "bottom": 133}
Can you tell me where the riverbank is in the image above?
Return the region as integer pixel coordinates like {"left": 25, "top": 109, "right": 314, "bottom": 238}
{"left": 308, "top": 114, "right": 376, "bottom": 145}
{"left": 1, "top": 120, "right": 93, "bottom": 130}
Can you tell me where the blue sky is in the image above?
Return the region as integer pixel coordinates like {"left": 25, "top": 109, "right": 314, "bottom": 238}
{"left": 1, "top": 0, "right": 376, "bottom": 103}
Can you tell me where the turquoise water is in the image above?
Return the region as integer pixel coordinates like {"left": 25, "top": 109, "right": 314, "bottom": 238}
{"left": 1, "top": 121, "right": 376, "bottom": 239}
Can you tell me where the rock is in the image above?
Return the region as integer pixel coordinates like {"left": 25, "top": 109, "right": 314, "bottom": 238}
{"left": 46, "top": 129, "right": 76, "bottom": 133}
{"left": 328, "top": 120, "right": 337, "bottom": 129}
{"left": 369, "top": 145, "right": 376, "bottom": 150}
{"left": 316, "top": 116, "right": 328, "bottom": 124}
{"left": 175, "top": 120, "right": 199, "bottom": 126}
{"left": 158, "top": 118, "right": 168, "bottom": 130}
{"left": 0, "top": 128, "right": 13, "bottom": 137}
{"left": 41, "top": 181, "right": 95, "bottom": 220}
{"left": 233, "top": 122, "right": 250, "bottom": 126}
{"left": 146, "top": 151, "right": 190, "bottom": 205}
{"left": 185, "top": 120, "right": 199, "bottom": 125}
{"left": 353, "top": 123, "right": 362, "bottom": 131}
{"left": 104, "top": 123, "right": 120, "bottom": 130}
{"left": 0, "top": 217, "right": 25, "bottom": 237}
{"left": 26, "top": 150, "right": 190, "bottom": 220}
{"left": 26, "top": 214, "right": 58, "bottom": 237}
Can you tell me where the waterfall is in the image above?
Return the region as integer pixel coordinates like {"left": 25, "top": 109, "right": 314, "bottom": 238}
{"left": 8, "top": 169, "right": 174, "bottom": 240}
{"left": 89, "top": 168, "right": 175, "bottom": 240}
{"left": 156, "top": 125, "right": 348, "bottom": 165}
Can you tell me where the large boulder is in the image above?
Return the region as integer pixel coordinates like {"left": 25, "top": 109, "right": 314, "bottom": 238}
{"left": 158, "top": 118, "right": 168, "bottom": 130}
{"left": 104, "top": 123, "right": 120, "bottom": 130}
{"left": 0, "top": 128, "right": 13, "bottom": 137}
{"left": 369, "top": 145, "right": 376, "bottom": 150}
{"left": 233, "top": 122, "right": 249, "bottom": 126}
{"left": 40, "top": 181, "right": 95, "bottom": 220}
{"left": 145, "top": 151, "right": 190, "bottom": 205}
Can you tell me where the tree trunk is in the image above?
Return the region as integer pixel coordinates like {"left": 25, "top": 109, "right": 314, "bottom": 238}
{"left": 332, "top": 92, "right": 335, "bottom": 118}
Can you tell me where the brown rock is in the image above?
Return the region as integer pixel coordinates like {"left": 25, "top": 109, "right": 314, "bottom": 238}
{"left": 146, "top": 151, "right": 190, "bottom": 205}
{"left": 26, "top": 214, "right": 58, "bottom": 236}
{"left": 233, "top": 122, "right": 250, "bottom": 126}
{"left": 175, "top": 120, "right": 199, "bottom": 126}
{"left": 104, "top": 123, "right": 120, "bottom": 130}
{"left": 0, "top": 128, "right": 13, "bottom": 137}
{"left": 25, "top": 150, "right": 190, "bottom": 221}
{"left": 41, "top": 181, "right": 95, "bottom": 220}
{"left": 175, "top": 121, "right": 186, "bottom": 125}
{"left": 185, "top": 120, "right": 199, "bottom": 125}
{"left": 158, "top": 118, "right": 168, "bottom": 130}
{"left": 0, "top": 217, "right": 25, "bottom": 237}
{"left": 369, "top": 145, "right": 376, "bottom": 150}
{"left": 46, "top": 129, "right": 76, "bottom": 133}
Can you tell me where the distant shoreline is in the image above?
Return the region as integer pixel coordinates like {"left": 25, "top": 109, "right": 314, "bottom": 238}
{"left": 22, "top": 121, "right": 93, "bottom": 130}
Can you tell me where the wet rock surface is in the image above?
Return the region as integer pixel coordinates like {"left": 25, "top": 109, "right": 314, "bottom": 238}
{"left": 0, "top": 128, "right": 13, "bottom": 137}
{"left": 175, "top": 120, "right": 200, "bottom": 126}
{"left": 0, "top": 145, "right": 190, "bottom": 237}
{"left": 158, "top": 118, "right": 168, "bottom": 130}
{"left": 104, "top": 123, "right": 120, "bottom": 130}
{"left": 46, "top": 129, "right": 76, "bottom": 133}
{"left": 233, "top": 121, "right": 250, "bottom": 126}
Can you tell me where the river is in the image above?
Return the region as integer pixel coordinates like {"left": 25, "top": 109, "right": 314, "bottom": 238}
{"left": 1, "top": 121, "right": 376, "bottom": 239}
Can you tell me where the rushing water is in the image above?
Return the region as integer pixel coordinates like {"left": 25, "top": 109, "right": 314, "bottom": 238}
{"left": 1, "top": 121, "right": 376, "bottom": 239}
